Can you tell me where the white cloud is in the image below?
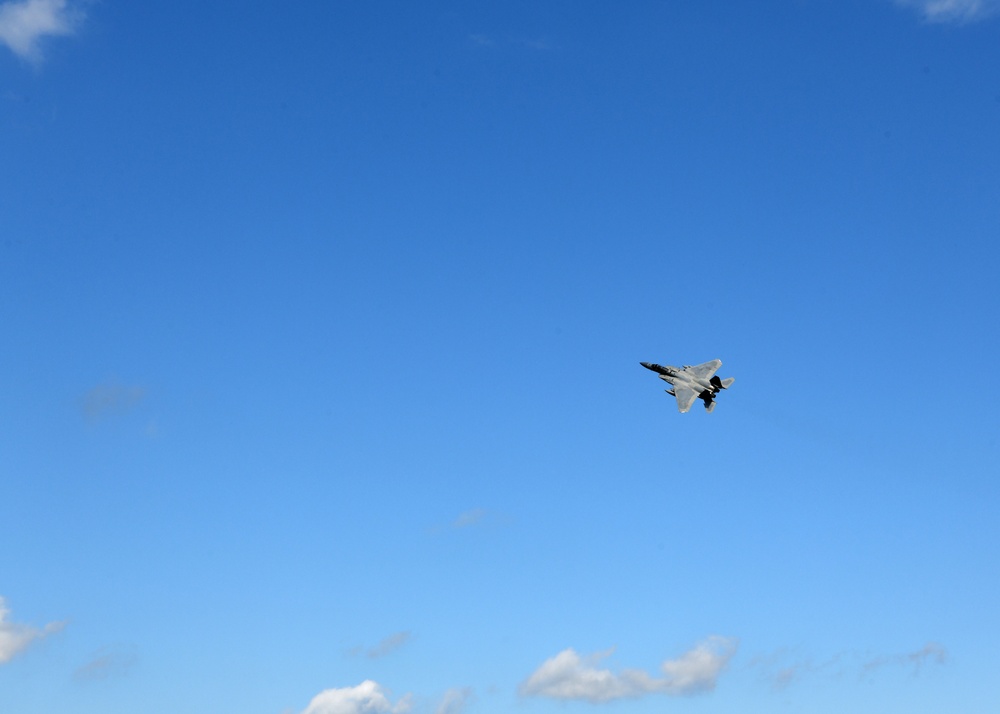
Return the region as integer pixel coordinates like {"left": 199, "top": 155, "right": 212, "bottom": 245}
{"left": 0, "top": 597, "right": 65, "bottom": 664}
{"left": 0, "top": 0, "right": 79, "bottom": 62}
{"left": 660, "top": 636, "right": 740, "bottom": 694}
{"left": 520, "top": 637, "right": 738, "bottom": 703}
{"left": 435, "top": 687, "right": 473, "bottom": 714}
{"left": 302, "top": 681, "right": 412, "bottom": 714}
{"left": 894, "top": 0, "right": 1000, "bottom": 23}
{"left": 520, "top": 647, "right": 640, "bottom": 702}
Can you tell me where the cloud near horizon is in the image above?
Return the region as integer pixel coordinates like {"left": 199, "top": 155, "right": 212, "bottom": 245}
{"left": 520, "top": 636, "right": 738, "bottom": 703}
{"left": 894, "top": 0, "right": 1000, "bottom": 22}
{"left": 752, "top": 642, "right": 948, "bottom": 689}
{"left": 0, "top": 0, "right": 79, "bottom": 62}
{"left": 435, "top": 687, "right": 473, "bottom": 714}
{"left": 0, "top": 597, "right": 65, "bottom": 664}
{"left": 301, "top": 681, "right": 412, "bottom": 714}
{"left": 861, "top": 641, "right": 947, "bottom": 676}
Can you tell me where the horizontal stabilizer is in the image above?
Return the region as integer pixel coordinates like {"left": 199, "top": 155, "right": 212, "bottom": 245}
{"left": 710, "top": 375, "right": 735, "bottom": 391}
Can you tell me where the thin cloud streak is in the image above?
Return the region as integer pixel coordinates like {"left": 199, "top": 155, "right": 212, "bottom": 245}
{"left": 428, "top": 507, "right": 510, "bottom": 534}
{"left": 74, "top": 646, "right": 138, "bottom": 681}
{"left": 80, "top": 381, "right": 147, "bottom": 422}
{"left": 366, "top": 631, "right": 411, "bottom": 659}
{"left": 748, "top": 650, "right": 846, "bottom": 691}
{"left": 751, "top": 642, "right": 948, "bottom": 689}
{"left": 452, "top": 508, "right": 486, "bottom": 528}
{"left": 0, "top": 0, "right": 79, "bottom": 62}
{"left": 520, "top": 637, "right": 738, "bottom": 702}
{"left": 894, "top": 0, "right": 1000, "bottom": 22}
{"left": 861, "top": 642, "right": 947, "bottom": 676}
{"left": 467, "top": 33, "right": 554, "bottom": 50}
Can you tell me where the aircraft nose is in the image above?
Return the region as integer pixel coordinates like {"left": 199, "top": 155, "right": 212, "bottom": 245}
{"left": 640, "top": 362, "right": 654, "bottom": 369}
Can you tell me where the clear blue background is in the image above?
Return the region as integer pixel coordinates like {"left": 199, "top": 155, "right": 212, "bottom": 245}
{"left": 2, "top": 1, "right": 998, "bottom": 712}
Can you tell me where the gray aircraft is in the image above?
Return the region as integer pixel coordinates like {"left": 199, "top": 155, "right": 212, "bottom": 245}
{"left": 640, "top": 359, "right": 735, "bottom": 413}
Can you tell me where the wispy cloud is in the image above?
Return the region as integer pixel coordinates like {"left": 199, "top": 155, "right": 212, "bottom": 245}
{"left": 428, "top": 507, "right": 509, "bottom": 534}
{"left": 861, "top": 642, "right": 947, "bottom": 676}
{"left": 365, "top": 631, "right": 412, "bottom": 659}
{"left": 347, "top": 631, "right": 412, "bottom": 660}
{"left": 751, "top": 642, "right": 947, "bottom": 689}
{"left": 748, "top": 649, "right": 843, "bottom": 690}
{"left": 435, "top": 687, "right": 473, "bottom": 714}
{"left": 468, "top": 34, "right": 495, "bottom": 47}
{"left": 514, "top": 37, "right": 554, "bottom": 51}
{"left": 520, "top": 637, "right": 738, "bottom": 703}
{"left": 467, "top": 33, "right": 555, "bottom": 51}
{"left": 74, "top": 645, "right": 138, "bottom": 682}
{"left": 0, "top": 597, "right": 65, "bottom": 664}
{"left": 301, "top": 681, "right": 412, "bottom": 714}
{"left": 0, "top": 0, "right": 80, "bottom": 62}
{"left": 80, "top": 381, "right": 147, "bottom": 422}
{"left": 894, "top": 0, "right": 1000, "bottom": 23}
{"left": 452, "top": 508, "right": 487, "bottom": 528}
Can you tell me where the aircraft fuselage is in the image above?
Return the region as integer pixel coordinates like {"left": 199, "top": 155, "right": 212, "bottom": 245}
{"left": 640, "top": 362, "right": 715, "bottom": 394}
{"left": 640, "top": 359, "right": 734, "bottom": 413}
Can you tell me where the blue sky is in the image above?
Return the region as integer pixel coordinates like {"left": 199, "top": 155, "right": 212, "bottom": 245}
{"left": 2, "top": 1, "right": 999, "bottom": 712}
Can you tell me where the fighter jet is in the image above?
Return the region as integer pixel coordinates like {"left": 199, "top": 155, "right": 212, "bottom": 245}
{"left": 640, "top": 359, "right": 734, "bottom": 413}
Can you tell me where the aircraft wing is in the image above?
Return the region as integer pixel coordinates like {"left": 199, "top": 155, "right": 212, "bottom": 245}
{"left": 673, "top": 386, "right": 700, "bottom": 413}
{"left": 687, "top": 359, "right": 722, "bottom": 380}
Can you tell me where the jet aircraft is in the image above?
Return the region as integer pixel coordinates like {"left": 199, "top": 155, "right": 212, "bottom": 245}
{"left": 640, "top": 359, "right": 734, "bottom": 413}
